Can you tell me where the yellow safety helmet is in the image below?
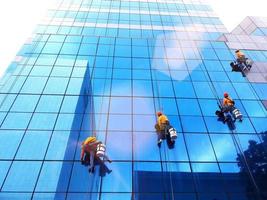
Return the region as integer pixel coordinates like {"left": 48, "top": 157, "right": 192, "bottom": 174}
{"left": 83, "top": 136, "right": 97, "bottom": 146}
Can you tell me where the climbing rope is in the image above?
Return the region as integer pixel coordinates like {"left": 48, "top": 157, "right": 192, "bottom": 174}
{"left": 198, "top": 61, "right": 223, "bottom": 108}
{"left": 197, "top": 58, "right": 262, "bottom": 197}
{"left": 151, "top": 56, "right": 175, "bottom": 200}
{"left": 230, "top": 129, "right": 262, "bottom": 198}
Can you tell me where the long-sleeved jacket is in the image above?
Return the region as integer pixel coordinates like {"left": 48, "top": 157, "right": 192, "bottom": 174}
{"left": 158, "top": 114, "right": 168, "bottom": 127}
{"left": 80, "top": 137, "right": 100, "bottom": 160}
{"left": 223, "top": 97, "right": 234, "bottom": 107}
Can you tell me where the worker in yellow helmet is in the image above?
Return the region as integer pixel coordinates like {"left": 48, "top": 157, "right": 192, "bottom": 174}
{"left": 81, "top": 136, "right": 111, "bottom": 173}
{"left": 154, "top": 111, "right": 171, "bottom": 147}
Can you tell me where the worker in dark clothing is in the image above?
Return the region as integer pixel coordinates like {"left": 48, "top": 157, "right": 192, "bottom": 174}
{"left": 230, "top": 61, "right": 246, "bottom": 77}
{"left": 81, "top": 136, "right": 112, "bottom": 173}
{"left": 235, "top": 50, "right": 246, "bottom": 65}
{"left": 235, "top": 49, "right": 252, "bottom": 71}
{"left": 154, "top": 111, "right": 177, "bottom": 147}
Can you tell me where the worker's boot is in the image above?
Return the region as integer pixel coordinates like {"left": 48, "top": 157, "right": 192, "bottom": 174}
{"left": 157, "top": 139, "right": 162, "bottom": 147}
{"left": 89, "top": 166, "right": 95, "bottom": 173}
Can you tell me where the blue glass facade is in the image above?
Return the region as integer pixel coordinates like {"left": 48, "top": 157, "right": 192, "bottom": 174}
{"left": 0, "top": 0, "right": 267, "bottom": 199}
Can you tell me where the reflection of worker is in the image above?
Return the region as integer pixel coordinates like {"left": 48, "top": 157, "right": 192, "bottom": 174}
{"left": 154, "top": 111, "right": 170, "bottom": 146}
{"left": 81, "top": 136, "right": 111, "bottom": 173}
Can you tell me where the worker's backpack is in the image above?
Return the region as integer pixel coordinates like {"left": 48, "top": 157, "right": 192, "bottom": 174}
{"left": 232, "top": 108, "right": 242, "bottom": 120}
{"left": 168, "top": 126, "right": 177, "bottom": 140}
{"left": 96, "top": 143, "right": 106, "bottom": 158}
{"left": 245, "top": 59, "right": 253, "bottom": 67}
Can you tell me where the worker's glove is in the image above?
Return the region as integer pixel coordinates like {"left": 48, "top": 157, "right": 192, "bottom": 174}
{"left": 80, "top": 159, "right": 85, "bottom": 165}
{"left": 89, "top": 166, "right": 95, "bottom": 173}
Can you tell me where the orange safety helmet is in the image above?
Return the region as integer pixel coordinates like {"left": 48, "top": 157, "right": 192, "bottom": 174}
{"left": 224, "top": 92, "right": 229, "bottom": 98}
{"left": 157, "top": 111, "right": 163, "bottom": 116}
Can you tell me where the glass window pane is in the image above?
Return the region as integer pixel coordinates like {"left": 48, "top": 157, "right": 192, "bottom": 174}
{"left": 51, "top": 66, "right": 72, "bottom": 77}
{"left": 28, "top": 113, "right": 57, "bottom": 130}
{"left": 177, "top": 99, "right": 201, "bottom": 116}
{"left": 60, "top": 95, "right": 83, "bottom": 113}
{"left": 191, "top": 163, "right": 223, "bottom": 193}
{"left": 185, "top": 134, "right": 217, "bottom": 161}
{"left": 0, "top": 94, "right": 16, "bottom": 112}
{"left": 16, "top": 131, "right": 51, "bottom": 160}
{"left": 101, "top": 162, "right": 132, "bottom": 192}
{"left": 1, "top": 113, "right": 32, "bottom": 129}
{"left": 36, "top": 161, "right": 72, "bottom": 192}
{"left": 36, "top": 95, "right": 63, "bottom": 112}
{"left": 21, "top": 77, "right": 48, "bottom": 94}
{"left": 33, "top": 193, "right": 66, "bottom": 200}
{"left": 0, "top": 193, "right": 32, "bottom": 199}
{"left": 0, "top": 161, "right": 11, "bottom": 187}
{"left": 66, "top": 78, "right": 84, "bottom": 95}
{"left": 112, "top": 80, "right": 132, "bottom": 96}
{"left": 110, "top": 97, "right": 132, "bottom": 114}
{"left": 0, "top": 131, "right": 24, "bottom": 159}
{"left": 2, "top": 161, "right": 42, "bottom": 192}
{"left": 55, "top": 113, "right": 83, "bottom": 130}
{"left": 11, "top": 95, "right": 40, "bottom": 112}
{"left": 133, "top": 80, "right": 153, "bottom": 97}
{"left": 106, "top": 131, "right": 132, "bottom": 160}
{"left": 133, "top": 132, "right": 160, "bottom": 161}
{"left": 108, "top": 114, "right": 132, "bottom": 131}
{"left": 133, "top": 115, "right": 154, "bottom": 132}
{"left": 46, "top": 131, "right": 78, "bottom": 160}
{"left": 210, "top": 134, "right": 237, "bottom": 161}
{"left": 181, "top": 116, "right": 207, "bottom": 133}
{"left": 44, "top": 77, "right": 69, "bottom": 94}
{"left": 173, "top": 81, "right": 196, "bottom": 98}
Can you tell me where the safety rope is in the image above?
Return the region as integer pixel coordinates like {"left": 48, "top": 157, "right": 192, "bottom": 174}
{"left": 164, "top": 141, "right": 175, "bottom": 200}
{"left": 199, "top": 61, "right": 223, "bottom": 108}
{"left": 87, "top": 37, "right": 109, "bottom": 138}
{"left": 152, "top": 60, "right": 175, "bottom": 200}
{"left": 230, "top": 129, "right": 262, "bottom": 199}
{"left": 95, "top": 61, "right": 109, "bottom": 135}
{"left": 241, "top": 63, "right": 267, "bottom": 118}
{"left": 153, "top": 67, "right": 162, "bottom": 112}
{"left": 197, "top": 59, "right": 263, "bottom": 197}
{"left": 153, "top": 65, "right": 176, "bottom": 200}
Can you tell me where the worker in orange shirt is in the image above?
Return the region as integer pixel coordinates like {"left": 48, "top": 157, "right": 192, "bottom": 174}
{"left": 216, "top": 92, "right": 242, "bottom": 123}
{"left": 222, "top": 92, "right": 242, "bottom": 122}
{"left": 222, "top": 92, "right": 235, "bottom": 112}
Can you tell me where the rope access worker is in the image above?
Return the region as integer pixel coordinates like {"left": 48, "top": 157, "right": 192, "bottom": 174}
{"left": 235, "top": 50, "right": 246, "bottom": 64}
{"left": 235, "top": 49, "right": 252, "bottom": 71}
{"left": 154, "top": 111, "right": 177, "bottom": 147}
{"left": 221, "top": 92, "right": 242, "bottom": 122}
{"left": 223, "top": 92, "right": 235, "bottom": 111}
{"left": 81, "top": 136, "right": 112, "bottom": 173}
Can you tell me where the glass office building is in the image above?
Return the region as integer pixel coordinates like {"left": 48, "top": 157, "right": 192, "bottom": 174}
{"left": 0, "top": 0, "right": 267, "bottom": 199}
